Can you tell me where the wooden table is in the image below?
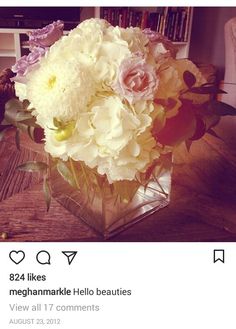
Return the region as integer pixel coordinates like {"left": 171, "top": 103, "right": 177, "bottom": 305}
{"left": 1, "top": 128, "right": 236, "bottom": 242}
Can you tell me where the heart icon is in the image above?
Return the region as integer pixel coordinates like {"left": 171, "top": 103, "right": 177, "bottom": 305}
{"left": 9, "top": 250, "right": 25, "bottom": 265}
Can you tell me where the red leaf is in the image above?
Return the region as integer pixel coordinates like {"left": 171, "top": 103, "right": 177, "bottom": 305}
{"left": 152, "top": 101, "right": 196, "bottom": 146}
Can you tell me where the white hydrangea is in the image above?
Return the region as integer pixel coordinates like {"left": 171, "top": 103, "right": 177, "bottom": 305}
{"left": 44, "top": 95, "right": 159, "bottom": 182}
{"left": 49, "top": 19, "right": 106, "bottom": 65}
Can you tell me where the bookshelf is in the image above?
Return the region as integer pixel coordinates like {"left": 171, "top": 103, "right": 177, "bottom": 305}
{"left": 0, "top": 7, "right": 193, "bottom": 71}
{"left": 98, "top": 7, "right": 193, "bottom": 59}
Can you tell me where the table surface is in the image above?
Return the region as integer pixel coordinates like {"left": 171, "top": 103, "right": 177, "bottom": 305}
{"left": 0, "top": 128, "right": 236, "bottom": 242}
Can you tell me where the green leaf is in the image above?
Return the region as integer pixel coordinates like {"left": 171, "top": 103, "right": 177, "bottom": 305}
{"left": 15, "top": 128, "right": 21, "bottom": 151}
{"left": 22, "top": 99, "right": 30, "bottom": 109}
{"left": 188, "top": 86, "right": 227, "bottom": 94}
{"left": 207, "top": 100, "right": 236, "bottom": 116}
{"left": 16, "top": 161, "right": 48, "bottom": 173}
{"left": 27, "top": 126, "right": 35, "bottom": 141}
{"left": 183, "top": 70, "right": 196, "bottom": 88}
{"left": 3, "top": 98, "right": 43, "bottom": 145}
{"left": 17, "top": 117, "right": 39, "bottom": 128}
{"left": 15, "top": 112, "right": 33, "bottom": 122}
{"left": 205, "top": 114, "right": 220, "bottom": 130}
{"left": 201, "top": 82, "right": 217, "bottom": 87}
{"left": 4, "top": 99, "right": 35, "bottom": 130}
{"left": 207, "top": 128, "right": 224, "bottom": 141}
{"left": 189, "top": 117, "right": 206, "bottom": 141}
{"left": 43, "top": 175, "right": 51, "bottom": 212}
{"left": 4, "top": 98, "right": 24, "bottom": 126}
{"left": 56, "top": 161, "right": 77, "bottom": 188}
{"left": 5, "top": 98, "right": 24, "bottom": 113}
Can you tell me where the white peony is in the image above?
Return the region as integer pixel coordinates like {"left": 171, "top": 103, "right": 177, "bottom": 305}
{"left": 25, "top": 57, "right": 94, "bottom": 126}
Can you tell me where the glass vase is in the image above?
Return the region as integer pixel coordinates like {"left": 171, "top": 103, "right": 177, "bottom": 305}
{"left": 49, "top": 155, "right": 172, "bottom": 239}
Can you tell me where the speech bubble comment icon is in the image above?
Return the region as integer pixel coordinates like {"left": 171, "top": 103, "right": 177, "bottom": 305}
{"left": 36, "top": 250, "right": 51, "bottom": 265}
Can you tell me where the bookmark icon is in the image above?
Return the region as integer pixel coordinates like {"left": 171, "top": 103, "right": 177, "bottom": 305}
{"left": 62, "top": 251, "right": 77, "bottom": 265}
{"left": 213, "top": 249, "right": 225, "bottom": 263}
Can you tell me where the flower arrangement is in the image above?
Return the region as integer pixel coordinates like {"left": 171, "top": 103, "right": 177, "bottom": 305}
{"left": 1, "top": 18, "right": 236, "bottom": 236}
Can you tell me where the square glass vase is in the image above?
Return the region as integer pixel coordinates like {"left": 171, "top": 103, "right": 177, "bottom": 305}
{"left": 50, "top": 157, "right": 172, "bottom": 239}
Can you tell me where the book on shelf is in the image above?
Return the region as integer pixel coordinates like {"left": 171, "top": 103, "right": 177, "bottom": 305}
{"left": 128, "top": 9, "right": 135, "bottom": 27}
{"left": 147, "top": 12, "right": 159, "bottom": 31}
{"left": 141, "top": 11, "right": 148, "bottom": 30}
{"left": 162, "top": 7, "right": 169, "bottom": 36}
{"left": 184, "top": 7, "right": 192, "bottom": 42}
{"left": 100, "top": 7, "right": 192, "bottom": 42}
{"left": 178, "top": 9, "right": 187, "bottom": 42}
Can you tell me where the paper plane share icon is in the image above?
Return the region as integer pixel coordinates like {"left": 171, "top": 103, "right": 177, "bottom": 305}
{"left": 62, "top": 251, "right": 77, "bottom": 265}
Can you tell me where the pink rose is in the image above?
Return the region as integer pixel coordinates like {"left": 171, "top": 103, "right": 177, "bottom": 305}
{"left": 12, "top": 47, "right": 46, "bottom": 82}
{"left": 12, "top": 56, "right": 29, "bottom": 76}
{"left": 143, "top": 28, "right": 177, "bottom": 62}
{"left": 114, "top": 56, "right": 159, "bottom": 103}
{"left": 28, "top": 20, "right": 64, "bottom": 48}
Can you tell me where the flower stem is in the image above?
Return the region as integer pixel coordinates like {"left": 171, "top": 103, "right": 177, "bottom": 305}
{"left": 69, "top": 158, "right": 80, "bottom": 190}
